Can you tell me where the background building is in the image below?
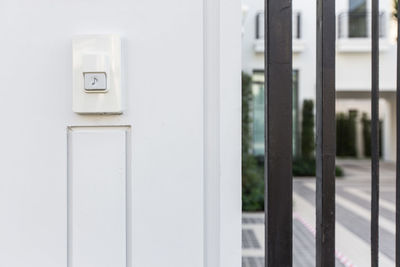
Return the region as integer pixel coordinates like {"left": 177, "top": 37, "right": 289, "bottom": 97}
{"left": 242, "top": 0, "right": 398, "bottom": 161}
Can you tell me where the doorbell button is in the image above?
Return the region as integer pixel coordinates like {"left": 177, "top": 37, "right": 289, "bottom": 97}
{"left": 84, "top": 73, "right": 107, "bottom": 91}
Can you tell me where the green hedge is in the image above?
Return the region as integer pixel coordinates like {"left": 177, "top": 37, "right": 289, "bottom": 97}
{"left": 293, "top": 157, "right": 344, "bottom": 177}
{"left": 242, "top": 154, "right": 264, "bottom": 211}
{"left": 361, "top": 113, "right": 383, "bottom": 158}
{"left": 336, "top": 111, "right": 357, "bottom": 157}
{"left": 301, "top": 100, "right": 314, "bottom": 159}
{"left": 296, "top": 100, "right": 344, "bottom": 177}
{"left": 242, "top": 72, "right": 264, "bottom": 211}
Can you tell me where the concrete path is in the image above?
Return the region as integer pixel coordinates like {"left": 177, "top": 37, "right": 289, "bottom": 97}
{"left": 242, "top": 159, "right": 396, "bottom": 267}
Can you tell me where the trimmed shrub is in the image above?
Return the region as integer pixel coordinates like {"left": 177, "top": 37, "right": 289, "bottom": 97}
{"left": 293, "top": 157, "right": 344, "bottom": 177}
{"left": 242, "top": 72, "right": 264, "bottom": 211}
{"left": 295, "top": 100, "right": 344, "bottom": 177}
{"left": 362, "top": 113, "right": 372, "bottom": 157}
{"left": 336, "top": 111, "right": 357, "bottom": 157}
{"left": 242, "top": 72, "right": 253, "bottom": 155}
{"left": 301, "top": 100, "right": 315, "bottom": 159}
{"left": 293, "top": 157, "right": 315, "bottom": 176}
{"left": 361, "top": 113, "right": 383, "bottom": 158}
{"left": 242, "top": 154, "right": 264, "bottom": 211}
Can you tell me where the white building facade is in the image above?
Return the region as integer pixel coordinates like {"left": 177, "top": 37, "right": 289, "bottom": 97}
{"left": 242, "top": 0, "right": 398, "bottom": 161}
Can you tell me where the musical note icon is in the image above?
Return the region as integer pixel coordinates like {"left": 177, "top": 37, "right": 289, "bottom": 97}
{"left": 91, "top": 77, "right": 98, "bottom": 86}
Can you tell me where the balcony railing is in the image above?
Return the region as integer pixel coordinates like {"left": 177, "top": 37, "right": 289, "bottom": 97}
{"left": 256, "top": 11, "right": 301, "bottom": 40}
{"left": 338, "top": 12, "right": 386, "bottom": 39}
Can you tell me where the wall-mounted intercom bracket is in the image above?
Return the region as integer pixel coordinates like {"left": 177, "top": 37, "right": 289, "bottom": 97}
{"left": 73, "top": 35, "right": 122, "bottom": 114}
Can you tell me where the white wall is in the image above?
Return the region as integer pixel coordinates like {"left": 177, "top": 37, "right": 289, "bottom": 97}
{"left": 0, "top": 1, "right": 241, "bottom": 267}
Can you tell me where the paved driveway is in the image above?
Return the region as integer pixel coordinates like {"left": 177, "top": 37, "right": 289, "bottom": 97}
{"left": 242, "top": 159, "right": 396, "bottom": 267}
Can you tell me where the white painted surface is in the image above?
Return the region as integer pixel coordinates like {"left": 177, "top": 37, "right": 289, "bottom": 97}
{"left": 219, "top": 0, "right": 242, "bottom": 266}
{"left": 68, "top": 127, "right": 127, "bottom": 267}
{"left": 204, "top": 0, "right": 242, "bottom": 266}
{"left": 0, "top": 1, "right": 241, "bottom": 266}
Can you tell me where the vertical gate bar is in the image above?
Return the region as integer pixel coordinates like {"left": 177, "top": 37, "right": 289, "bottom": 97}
{"left": 397, "top": 2, "right": 400, "bottom": 265}
{"left": 264, "top": 0, "right": 293, "bottom": 266}
{"left": 371, "top": 0, "right": 380, "bottom": 266}
{"left": 316, "top": 0, "right": 336, "bottom": 266}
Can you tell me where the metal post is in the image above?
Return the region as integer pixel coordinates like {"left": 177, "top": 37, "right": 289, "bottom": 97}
{"left": 396, "top": 3, "right": 400, "bottom": 264}
{"left": 316, "top": 0, "right": 336, "bottom": 266}
{"left": 264, "top": 0, "right": 293, "bottom": 266}
{"left": 371, "top": 0, "right": 380, "bottom": 266}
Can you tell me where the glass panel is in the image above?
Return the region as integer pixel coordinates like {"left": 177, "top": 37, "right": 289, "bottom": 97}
{"left": 349, "top": 0, "right": 367, "bottom": 37}
{"left": 349, "top": 0, "right": 366, "bottom": 11}
{"left": 251, "top": 71, "right": 299, "bottom": 156}
{"left": 252, "top": 81, "right": 265, "bottom": 155}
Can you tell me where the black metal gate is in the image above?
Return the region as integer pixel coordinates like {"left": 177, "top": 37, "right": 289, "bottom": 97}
{"left": 264, "top": 0, "right": 398, "bottom": 266}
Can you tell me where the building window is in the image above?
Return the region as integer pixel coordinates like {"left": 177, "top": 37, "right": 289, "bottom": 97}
{"left": 337, "top": 0, "right": 385, "bottom": 39}
{"left": 251, "top": 72, "right": 265, "bottom": 156}
{"left": 349, "top": 0, "right": 367, "bottom": 38}
{"left": 251, "top": 70, "right": 299, "bottom": 157}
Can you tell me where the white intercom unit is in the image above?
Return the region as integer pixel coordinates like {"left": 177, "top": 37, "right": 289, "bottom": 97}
{"left": 72, "top": 35, "right": 122, "bottom": 114}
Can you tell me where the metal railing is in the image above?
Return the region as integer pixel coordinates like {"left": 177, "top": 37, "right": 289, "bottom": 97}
{"left": 264, "top": 0, "right": 392, "bottom": 266}
{"left": 338, "top": 11, "right": 386, "bottom": 38}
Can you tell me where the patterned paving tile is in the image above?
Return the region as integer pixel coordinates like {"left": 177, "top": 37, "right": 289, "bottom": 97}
{"left": 242, "top": 229, "right": 261, "bottom": 249}
{"left": 242, "top": 215, "right": 345, "bottom": 267}
{"left": 242, "top": 257, "right": 264, "bottom": 267}
{"left": 242, "top": 217, "right": 264, "bottom": 224}
{"left": 242, "top": 161, "right": 397, "bottom": 266}
{"left": 294, "top": 182, "right": 395, "bottom": 261}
